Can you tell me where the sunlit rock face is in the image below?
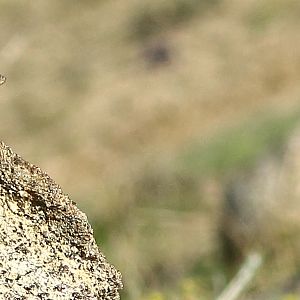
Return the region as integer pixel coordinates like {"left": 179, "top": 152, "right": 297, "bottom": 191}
{"left": 0, "top": 142, "right": 122, "bottom": 300}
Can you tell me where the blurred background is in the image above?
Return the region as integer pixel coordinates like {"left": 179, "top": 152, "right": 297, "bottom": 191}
{"left": 1, "top": 0, "right": 300, "bottom": 299}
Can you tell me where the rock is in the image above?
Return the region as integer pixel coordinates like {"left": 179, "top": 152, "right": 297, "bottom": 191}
{"left": 0, "top": 142, "right": 122, "bottom": 299}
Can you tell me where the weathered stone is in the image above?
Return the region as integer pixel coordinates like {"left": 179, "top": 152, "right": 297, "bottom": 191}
{"left": 0, "top": 142, "right": 122, "bottom": 299}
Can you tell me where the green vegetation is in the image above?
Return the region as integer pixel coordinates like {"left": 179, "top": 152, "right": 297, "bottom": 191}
{"left": 130, "top": 0, "right": 220, "bottom": 41}
{"left": 246, "top": 0, "right": 300, "bottom": 31}
{"left": 180, "top": 110, "right": 300, "bottom": 176}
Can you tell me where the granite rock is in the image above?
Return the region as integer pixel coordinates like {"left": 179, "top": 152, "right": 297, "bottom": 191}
{"left": 0, "top": 142, "right": 122, "bottom": 299}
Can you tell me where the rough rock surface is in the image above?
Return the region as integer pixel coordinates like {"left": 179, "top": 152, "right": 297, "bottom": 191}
{"left": 0, "top": 142, "right": 122, "bottom": 299}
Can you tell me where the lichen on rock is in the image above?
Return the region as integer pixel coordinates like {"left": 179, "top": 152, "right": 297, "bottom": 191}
{"left": 0, "top": 142, "right": 122, "bottom": 299}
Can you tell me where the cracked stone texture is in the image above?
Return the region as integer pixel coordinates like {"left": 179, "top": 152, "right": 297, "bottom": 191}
{"left": 0, "top": 142, "right": 122, "bottom": 299}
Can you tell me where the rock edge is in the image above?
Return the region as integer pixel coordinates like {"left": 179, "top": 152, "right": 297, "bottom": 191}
{"left": 0, "top": 142, "right": 122, "bottom": 299}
